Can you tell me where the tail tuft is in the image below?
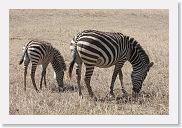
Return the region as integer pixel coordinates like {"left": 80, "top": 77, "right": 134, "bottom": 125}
{"left": 68, "top": 50, "right": 76, "bottom": 79}
{"left": 68, "top": 37, "right": 77, "bottom": 79}
{"left": 19, "top": 46, "right": 27, "bottom": 65}
{"left": 19, "top": 59, "right": 24, "bottom": 65}
{"left": 68, "top": 60, "right": 75, "bottom": 79}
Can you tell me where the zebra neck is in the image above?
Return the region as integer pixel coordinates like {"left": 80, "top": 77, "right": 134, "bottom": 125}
{"left": 51, "top": 51, "right": 66, "bottom": 73}
{"left": 129, "top": 57, "right": 144, "bottom": 73}
{"left": 51, "top": 58, "right": 63, "bottom": 73}
{"left": 127, "top": 39, "right": 150, "bottom": 73}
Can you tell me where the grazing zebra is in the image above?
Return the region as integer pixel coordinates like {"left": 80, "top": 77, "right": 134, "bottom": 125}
{"left": 69, "top": 30, "right": 153, "bottom": 98}
{"left": 19, "top": 40, "right": 66, "bottom": 92}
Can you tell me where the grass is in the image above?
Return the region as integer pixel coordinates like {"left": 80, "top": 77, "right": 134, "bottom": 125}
{"left": 9, "top": 9, "right": 168, "bottom": 115}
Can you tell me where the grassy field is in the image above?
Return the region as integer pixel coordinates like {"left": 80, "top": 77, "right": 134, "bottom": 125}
{"left": 9, "top": 9, "right": 168, "bottom": 115}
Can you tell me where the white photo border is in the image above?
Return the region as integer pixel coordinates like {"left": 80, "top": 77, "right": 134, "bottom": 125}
{"left": 0, "top": 0, "right": 178, "bottom": 124}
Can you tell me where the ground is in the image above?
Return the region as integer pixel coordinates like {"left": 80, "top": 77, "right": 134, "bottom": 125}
{"left": 9, "top": 9, "right": 168, "bottom": 115}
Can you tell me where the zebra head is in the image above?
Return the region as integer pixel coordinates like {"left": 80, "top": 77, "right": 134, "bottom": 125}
{"left": 53, "top": 57, "right": 66, "bottom": 90}
{"left": 131, "top": 62, "right": 154, "bottom": 95}
{"left": 52, "top": 49, "right": 66, "bottom": 91}
{"left": 55, "top": 70, "right": 65, "bottom": 89}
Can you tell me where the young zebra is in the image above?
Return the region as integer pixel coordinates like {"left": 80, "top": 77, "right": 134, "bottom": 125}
{"left": 69, "top": 30, "right": 153, "bottom": 98}
{"left": 19, "top": 40, "right": 66, "bottom": 92}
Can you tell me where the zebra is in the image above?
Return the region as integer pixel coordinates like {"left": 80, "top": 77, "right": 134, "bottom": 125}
{"left": 69, "top": 30, "right": 153, "bottom": 99}
{"left": 19, "top": 40, "right": 66, "bottom": 92}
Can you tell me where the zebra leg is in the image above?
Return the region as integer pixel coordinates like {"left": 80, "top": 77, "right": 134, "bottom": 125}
{"left": 23, "top": 59, "right": 30, "bottom": 91}
{"left": 109, "top": 65, "right": 120, "bottom": 97}
{"left": 23, "top": 65, "right": 29, "bottom": 91}
{"left": 75, "top": 62, "right": 82, "bottom": 97}
{"left": 40, "top": 66, "right": 44, "bottom": 90}
{"left": 84, "top": 65, "right": 95, "bottom": 98}
{"left": 43, "top": 70, "right": 47, "bottom": 88}
{"left": 40, "top": 64, "right": 48, "bottom": 90}
{"left": 119, "top": 69, "right": 127, "bottom": 94}
{"left": 31, "top": 64, "right": 39, "bottom": 92}
{"left": 24, "top": 66, "right": 27, "bottom": 91}
{"left": 110, "top": 60, "right": 125, "bottom": 97}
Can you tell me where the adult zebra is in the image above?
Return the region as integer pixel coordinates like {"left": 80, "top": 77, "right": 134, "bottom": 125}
{"left": 69, "top": 30, "right": 153, "bottom": 98}
{"left": 19, "top": 40, "right": 66, "bottom": 92}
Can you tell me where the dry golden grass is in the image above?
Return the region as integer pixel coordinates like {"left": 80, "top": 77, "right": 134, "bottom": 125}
{"left": 9, "top": 9, "right": 168, "bottom": 115}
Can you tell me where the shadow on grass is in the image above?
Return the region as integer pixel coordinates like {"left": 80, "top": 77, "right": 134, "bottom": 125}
{"left": 51, "top": 84, "right": 158, "bottom": 105}
{"left": 95, "top": 89, "right": 157, "bottom": 105}
{"left": 51, "top": 83, "right": 79, "bottom": 93}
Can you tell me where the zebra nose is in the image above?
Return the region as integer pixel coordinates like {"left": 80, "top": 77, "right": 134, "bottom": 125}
{"left": 132, "top": 87, "right": 141, "bottom": 94}
{"left": 132, "top": 90, "right": 140, "bottom": 98}
{"left": 58, "top": 86, "right": 65, "bottom": 92}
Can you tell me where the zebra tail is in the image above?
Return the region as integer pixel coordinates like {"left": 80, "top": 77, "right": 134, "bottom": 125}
{"left": 68, "top": 50, "right": 76, "bottom": 79}
{"left": 19, "top": 47, "right": 27, "bottom": 65}
{"left": 19, "top": 40, "right": 33, "bottom": 65}
{"left": 19, "top": 57, "right": 24, "bottom": 65}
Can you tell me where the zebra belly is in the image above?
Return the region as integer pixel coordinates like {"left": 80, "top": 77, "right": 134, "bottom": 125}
{"left": 96, "top": 58, "right": 118, "bottom": 68}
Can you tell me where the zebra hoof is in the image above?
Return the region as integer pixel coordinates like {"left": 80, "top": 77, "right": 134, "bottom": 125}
{"left": 109, "top": 91, "right": 115, "bottom": 97}
{"left": 110, "top": 94, "right": 115, "bottom": 98}
{"left": 132, "top": 91, "right": 139, "bottom": 98}
{"left": 36, "top": 89, "right": 40, "bottom": 93}
{"left": 90, "top": 96, "right": 97, "bottom": 101}
{"left": 105, "top": 93, "right": 115, "bottom": 101}
{"left": 122, "top": 89, "right": 128, "bottom": 95}
{"left": 58, "top": 87, "right": 65, "bottom": 92}
{"left": 88, "top": 94, "right": 98, "bottom": 101}
{"left": 79, "top": 93, "right": 83, "bottom": 98}
{"left": 108, "top": 93, "right": 115, "bottom": 98}
{"left": 79, "top": 95, "right": 83, "bottom": 99}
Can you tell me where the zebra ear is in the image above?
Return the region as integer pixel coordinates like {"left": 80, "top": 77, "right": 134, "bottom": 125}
{"left": 148, "top": 62, "right": 154, "bottom": 70}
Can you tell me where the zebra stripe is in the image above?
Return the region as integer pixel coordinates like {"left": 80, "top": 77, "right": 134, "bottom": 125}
{"left": 69, "top": 30, "right": 153, "bottom": 98}
{"left": 19, "top": 40, "right": 66, "bottom": 92}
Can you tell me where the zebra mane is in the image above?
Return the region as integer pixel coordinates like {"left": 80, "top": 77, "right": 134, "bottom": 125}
{"left": 129, "top": 37, "right": 150, "bottom": 68}
{"left": 53, "top": 48, "right": 66, "bottom": 71}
